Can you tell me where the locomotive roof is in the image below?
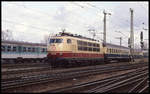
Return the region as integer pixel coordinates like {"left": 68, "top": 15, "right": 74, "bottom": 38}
{"left": 54, "top": 31, "right": 100, "bottom": 42}
{"left": 2, "top": 40, "right": 47, "bottom": 46}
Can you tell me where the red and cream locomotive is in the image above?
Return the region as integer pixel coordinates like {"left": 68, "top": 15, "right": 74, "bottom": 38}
{"left": 47, "top": 32, "right": 104, "bottom": 67}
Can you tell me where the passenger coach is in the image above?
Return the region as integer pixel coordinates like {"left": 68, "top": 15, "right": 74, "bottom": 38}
{"left": 104, "top": 43, "right": 130, "bottom": 62}
{"left": 1, "top": 40, "right": 47, "bottom": 63}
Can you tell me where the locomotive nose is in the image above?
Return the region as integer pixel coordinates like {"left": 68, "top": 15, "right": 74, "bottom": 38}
{"left": 48, "top": 45, "right": 56, "bottom": 51}
{"left": 47, "top": 52, "right": 57, "bottom": 59}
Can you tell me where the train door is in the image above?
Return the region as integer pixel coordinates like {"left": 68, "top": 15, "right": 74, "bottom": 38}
{"left": 16, "top": 46, "right": 23, "bottom": 62}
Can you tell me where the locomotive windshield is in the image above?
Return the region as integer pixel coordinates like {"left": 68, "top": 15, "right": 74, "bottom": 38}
{"left": 49, "top": 39, "right": 63, "bottom": 43}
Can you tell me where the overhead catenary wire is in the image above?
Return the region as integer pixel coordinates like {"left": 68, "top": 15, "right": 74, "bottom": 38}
{"left": 3, "top": 2, "right": 147, "bottom": 47}
{"left": 2, "top": 19, "right": 51, "bottom": 32}
{"left": 3, "top": 3, "right": 95, "bottom": 36}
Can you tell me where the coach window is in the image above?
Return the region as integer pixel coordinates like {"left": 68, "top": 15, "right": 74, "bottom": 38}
{"left": 41, "top": 48, "right": 43, "bottom": 52}
{"left": 2, "top": 45, "right": 5, "bottom": 52}
{"left": 23, "top": 47, "right": 26, "bottom": 52}
{"left": 13, "top": 46, "right": 17, "bottom": 52}
{"left": 45, "top": 48, "right": 47, "bottom": 52}
{"left": 35, "top": 48, "right": 37, "bottom": 52}
{"left": 32, "top": 48, "right": 35, "bottom": 52}
{"left": 67, "top": 39, "right": 72, "bottom": 44}
{"left": 28, "top": 47, "right": 31, "bottom": 52}
{"left": 42, "top": 48, "right": 45, "bottom": 52}
{"left": 7, "top": 46, "right": 11, "bottom": 52}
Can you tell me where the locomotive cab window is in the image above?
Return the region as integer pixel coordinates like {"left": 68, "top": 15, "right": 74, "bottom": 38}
{"left": 49, "top": 39, "right": 63, "bottom": 43}
{"left": 67, "top": 39, "right": 72, "bottom": 44}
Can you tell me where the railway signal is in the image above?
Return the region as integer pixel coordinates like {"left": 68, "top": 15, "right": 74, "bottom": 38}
{"left": 140, "top": 31, "right": 144, "bottom": 50}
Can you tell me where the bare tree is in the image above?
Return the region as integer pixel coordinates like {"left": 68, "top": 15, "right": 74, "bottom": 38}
{"left": 41, "top": 33, "right": 54, "bottom": 44}
{"left": 134, "top": 43, "right": 140, "bottom": 49}
{"left": 2, "top": 29, "right": 13, "bottom": 41}
{"left": 143, "top": 42, "right": 148, "bottom": 50}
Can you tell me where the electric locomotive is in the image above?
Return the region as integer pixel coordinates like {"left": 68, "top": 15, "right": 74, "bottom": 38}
{"left": 47, "top": 32, "right": 104, "bottom": 67}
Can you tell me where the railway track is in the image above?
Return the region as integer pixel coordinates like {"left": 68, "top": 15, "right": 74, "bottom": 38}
{"left": 2, "top": 62, "right": 148, "bottom": 91}
{"left": 2, "top": 62, "right": 135, "bottom": 80}
{"left": 2, "top": 66, "right": 51, "bottom": 75}
{"left": 46, "top": 66, "right": 148, "bottom": 93}
{"left": 2, "top": 62, "right": 50, "bottom": 69}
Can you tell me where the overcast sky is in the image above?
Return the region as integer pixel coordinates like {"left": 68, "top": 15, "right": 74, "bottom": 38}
{"left": 2, "top": 1, "right": 148, "bottom": 47}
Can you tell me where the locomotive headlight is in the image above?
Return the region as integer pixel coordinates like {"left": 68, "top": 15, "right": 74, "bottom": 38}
{"left": 59, "top": 53, "right": 63, "bottom": 56}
